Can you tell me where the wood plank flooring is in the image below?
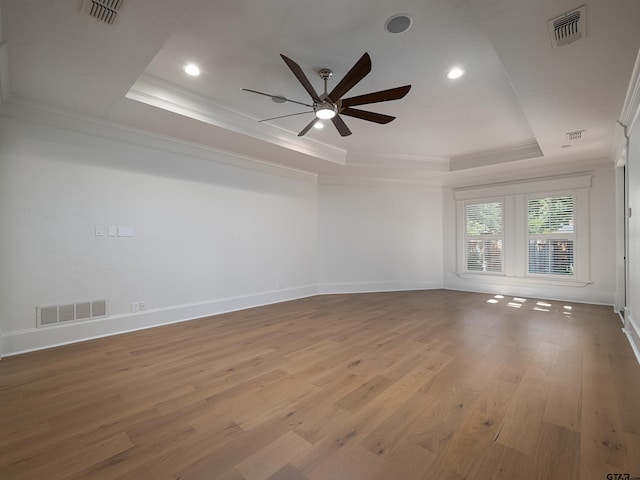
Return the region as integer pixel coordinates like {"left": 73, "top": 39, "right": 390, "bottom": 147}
{"left": 1, "top": 289, "right": 639, "bottom": 479}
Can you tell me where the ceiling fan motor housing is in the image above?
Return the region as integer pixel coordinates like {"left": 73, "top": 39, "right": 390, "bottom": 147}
{"left": 314, "top": 101, "right": 337, "bottom": 119}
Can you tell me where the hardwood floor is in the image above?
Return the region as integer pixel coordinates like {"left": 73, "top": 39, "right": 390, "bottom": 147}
{"left": 1, "top": 289, "right": 639, "bottom": 479}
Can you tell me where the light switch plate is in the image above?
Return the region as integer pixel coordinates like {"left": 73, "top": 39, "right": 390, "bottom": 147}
{"left": 95, "top": 226, "right": 104, "bottom": 236}
{"left": 118, "top": 226, "right": 134, "bottom": 237}
{"left": 107, "top": 226, "right": 117, "bottom": 237}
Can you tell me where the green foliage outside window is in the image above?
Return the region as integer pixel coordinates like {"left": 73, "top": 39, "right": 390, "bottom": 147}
{"left": 528, "top": 196, "right": 574, "bottom": 234}
{"left": 466, "top": 202, "right": 502, "bottom": 236}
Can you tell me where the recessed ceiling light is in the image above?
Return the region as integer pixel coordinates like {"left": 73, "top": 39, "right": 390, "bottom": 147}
{"left": 314, "top": 122, "right": 324, "bottom": 129}
{"left": 184, "top": 63, "right": 200, "bottom": 76}
{"left": 385, "top": 14, "right": 413, "bottom": 34}
{"left": 447, "top": 67, "right": 465, "bottom": 80}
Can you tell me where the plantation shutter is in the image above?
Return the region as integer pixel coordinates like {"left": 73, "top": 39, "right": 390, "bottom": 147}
{"left": 527, "top": 195, "right": 574, "bottom": 276}
{"left": 465, "top": 201, "right": 503, "bottom": 273}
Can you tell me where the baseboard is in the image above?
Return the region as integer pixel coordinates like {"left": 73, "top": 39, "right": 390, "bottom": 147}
{"left": 1, "top": 281, "right": 624, "bottom": 358}
{"left": 2, "top": 283, "right": 439, "bottom": 356}
{"left": 0, "top": 285, "right": 317, "bottom": 357}
{"left": 317, "top": 281, "right": 442, "bottom": 295}
{"left": 622, "top": 310, "right": 640, "bottom": 366}
{"left": 442, "top": 277, "right": 614, "bottom": 306}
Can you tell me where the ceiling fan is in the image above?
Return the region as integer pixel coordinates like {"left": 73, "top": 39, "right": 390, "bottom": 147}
{"left": 242, "top": 52, "right": 411, "bottom": 137}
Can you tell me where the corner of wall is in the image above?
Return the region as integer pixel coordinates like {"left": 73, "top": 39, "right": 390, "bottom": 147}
{"left": 623, "top": 309, "right": 640, "bottom": 366}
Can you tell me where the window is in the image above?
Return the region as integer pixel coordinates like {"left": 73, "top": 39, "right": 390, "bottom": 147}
{"left": 465, "top": 201, "right": 503, "bottom": 273}
{"left": 527, "top": 195, "right": 574, "bottom": 276}
{"left": 454, "top": 174, "right": 591, "bottom": 287}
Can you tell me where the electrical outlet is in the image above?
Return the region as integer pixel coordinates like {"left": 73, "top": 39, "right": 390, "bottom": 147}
{"left": 131, "top": 302, "right": 140, "bottom": 313}
{"left": 139, "top": 301, "right": 147, "bottom": 311}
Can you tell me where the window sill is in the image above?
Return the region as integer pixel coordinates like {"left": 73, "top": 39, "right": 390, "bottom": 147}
{"left": 455, "top": 272, "right": 592, "bottom": 288}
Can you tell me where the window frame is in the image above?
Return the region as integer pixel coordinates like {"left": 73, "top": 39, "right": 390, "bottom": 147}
{"left": 453, "top": 174, "right": 591, "bottom": 287}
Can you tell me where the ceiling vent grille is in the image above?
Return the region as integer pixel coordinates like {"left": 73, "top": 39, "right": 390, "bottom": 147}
{"left": 566, "top": 129, "right": 585, "bottom": 141}
{"left": 548, "top": 6, "right": 586, "bottom": 48}
{"left": 81, "top": 0, "right": 124, "bottom": 25}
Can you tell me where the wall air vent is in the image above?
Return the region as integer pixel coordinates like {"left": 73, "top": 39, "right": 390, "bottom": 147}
{"left": 566, "top": 129, "right": 585, "bottom": 141}
{"left": 81, "top": 0, "right": 124, "bottom": 25}
{"left": 36, "top": 299, "right": 107, "bottom": 327}
{"left": 548, "top": 6, "right": 586, "bottom": 49}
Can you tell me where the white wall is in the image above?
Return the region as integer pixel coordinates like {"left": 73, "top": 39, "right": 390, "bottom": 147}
{"left": 0, "top": 108, "right": 319, "bottom": 354}
{"left": 0, "top": 105, "right": 446, "bottom": 356}
{"left": 317, "top": 181, "right": 443, "bottom": 293}
{"left": 442, "top": 166, "right": 617, "bottom": 305}
{"left": 0, "top": 102, "right": 624, "bottom": 357}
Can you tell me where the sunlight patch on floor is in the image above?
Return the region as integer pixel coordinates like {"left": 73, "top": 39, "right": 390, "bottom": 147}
{"left": 483, "top": 294, "right": 577, "bottom": 315}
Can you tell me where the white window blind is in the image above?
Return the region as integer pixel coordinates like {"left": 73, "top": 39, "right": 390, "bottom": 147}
{"left": 465, "top": 201, "right": 503, "bottom": 273}
{"left": 527, "top": 195, "right": 574, "bottom": 276}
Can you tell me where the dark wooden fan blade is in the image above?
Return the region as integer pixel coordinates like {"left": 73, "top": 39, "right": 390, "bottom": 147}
{"left": 280, "top": 54, "right": 322, "bottom": 103}
{"left": 328, "top": 53, "right": 372, "bottom": 103}
{"left": 340, "top": 107, "right": 395, "bottom": 124}
{"left": 331, "top": 115, "right": 352, "bottom": 136}
{"left": 298, "top": 117, "right": 319, "bottom": 136}
{"left": 340, "top": 85, "right": 411, "bottom": 108}
{"left": 241, "top": 88, "right": 313, "bottom": 107}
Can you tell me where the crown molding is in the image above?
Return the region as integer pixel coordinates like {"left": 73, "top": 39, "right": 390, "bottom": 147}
{"left": 452, "top": 173, "right": 592, "bottom": 200}
{"left": 0, "top": 42, "right": 8, "bottom": 104}
{"left": 611, "top": 48, "right": 640, "bottom": 164}
{"left": 0, "top": 99, "right": 320, "bottom": 183}
{"left": 126, "top": 73, "right": 347, "bottom": 166}
{"left": 346, "top": 151, "right": 449, "bottom": 171}
{"left": 620, "top": 48, "right": 640, "bottom": 133}
{"left": 443, "top": 156, "right": 612, "bottom": 189}
{"left": 449, "top": 140, "right": 543, "bottom": 171}
{"left": 318, "top": 174, "right": 442, "bottom": 188}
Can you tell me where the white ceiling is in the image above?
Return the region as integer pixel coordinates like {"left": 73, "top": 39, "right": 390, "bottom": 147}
{"left": 1, "top": 0, "right": 639, "bottom": 181}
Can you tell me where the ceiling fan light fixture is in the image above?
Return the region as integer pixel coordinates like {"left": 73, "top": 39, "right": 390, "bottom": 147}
{"left": 315, "top": 106, "right": 336, "bottom": 120}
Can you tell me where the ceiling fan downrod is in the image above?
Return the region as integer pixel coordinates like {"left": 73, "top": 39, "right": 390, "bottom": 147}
{"left": 315, "top": 69, "right": 337, "bottom": 119}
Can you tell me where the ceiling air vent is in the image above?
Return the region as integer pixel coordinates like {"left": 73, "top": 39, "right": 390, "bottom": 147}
{"left": 566, "top": 129, "right": 585, "bottom": 141}
{"left": 548, "top": 5, "right": 586, "bottom": 49}
{"left": 81, "top": 0, "right": 124, "bottom": 25}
